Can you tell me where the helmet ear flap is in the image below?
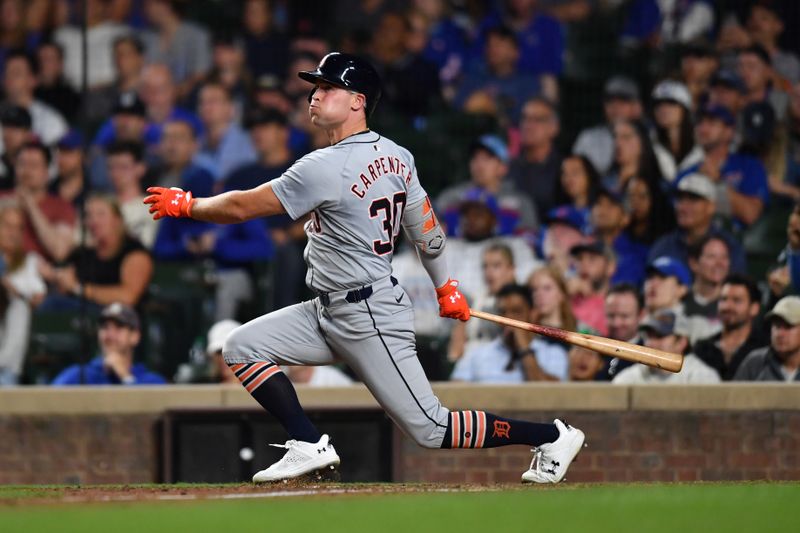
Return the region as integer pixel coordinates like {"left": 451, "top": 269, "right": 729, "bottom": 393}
{"left": 307, "top": 86, "right": 317, "bottom": 103}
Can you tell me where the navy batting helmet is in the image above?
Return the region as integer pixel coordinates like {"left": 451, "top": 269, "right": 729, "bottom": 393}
{"left": 298, "top": 52, "right": 382, "bottom": 117}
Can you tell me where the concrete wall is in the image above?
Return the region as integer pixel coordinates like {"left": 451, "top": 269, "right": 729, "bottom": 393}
{"left": 2, "top": 384, "right": 799, "bottom": 484}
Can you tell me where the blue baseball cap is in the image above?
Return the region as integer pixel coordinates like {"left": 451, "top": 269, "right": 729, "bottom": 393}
{"left": 698, "top": 104, "right": 736, "bottom": 127}
{"left": 460, "top": 187, "right": 500, "bottom": 215}
{"left": 710, "top": 70, "right": 746, "bottom": 94}
{"left": 546, "top": 205, "right": 584, "bottom": 231}
{"left": 646, "top": 256, "right": 692, "bottom": 286}
{"left": 57, "top": 129, "right": 84, "bottom": 150}
{"left": 469, "top": 134, "right": 509, "bottom": 164}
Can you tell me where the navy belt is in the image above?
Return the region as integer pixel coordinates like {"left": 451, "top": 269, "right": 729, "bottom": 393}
{"left": 319, "top": 276, "right": 398, "bottom": 307}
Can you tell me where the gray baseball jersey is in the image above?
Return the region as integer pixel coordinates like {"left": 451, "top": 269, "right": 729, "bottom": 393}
{"left": 225, "top": 130, "right": 451, "bottom": 449}
{"left": 270, "top": 130, "right": 426, "bottom": 292}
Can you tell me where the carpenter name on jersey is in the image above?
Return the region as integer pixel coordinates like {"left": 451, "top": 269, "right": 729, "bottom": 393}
{"left": 270, "top": 131, "right": 427, "bottom": 293}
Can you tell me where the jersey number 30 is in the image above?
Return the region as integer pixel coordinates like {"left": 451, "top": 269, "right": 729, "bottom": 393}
{"left": 369, "top": 192, "right": 407, "bottom": 255}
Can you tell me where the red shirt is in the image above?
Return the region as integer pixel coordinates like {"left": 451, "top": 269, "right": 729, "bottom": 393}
{"left": 0, "top": 191, "right": 76, "bottom": 260}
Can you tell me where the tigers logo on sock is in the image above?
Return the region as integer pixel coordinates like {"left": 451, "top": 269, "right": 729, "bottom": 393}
{"left": 492, "top": 420, "right": 511, "bottom": 439}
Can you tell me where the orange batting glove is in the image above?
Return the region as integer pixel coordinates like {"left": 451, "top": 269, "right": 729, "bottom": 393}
{"left": 143, "top": 187, "right": 195, "bottom": 220}
{"left": 436, "top": 278, "right": 470, "bottom": 321}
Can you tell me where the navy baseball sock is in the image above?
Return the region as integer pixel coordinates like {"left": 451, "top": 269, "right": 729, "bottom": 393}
{"left": 229, "top": 362, "right": 321, "bottom": 443}
{"left": 440, "top": 411, "right": 559, "bottom": 449}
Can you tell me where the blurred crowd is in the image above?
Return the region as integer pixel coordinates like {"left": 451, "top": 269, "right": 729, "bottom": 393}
{"left": 1, "top": 0, "right": 800, "bottom": 387}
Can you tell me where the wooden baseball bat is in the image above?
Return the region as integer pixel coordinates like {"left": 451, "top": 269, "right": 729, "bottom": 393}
{"left": 469, "top": 309, "right": 683, "bottom": 373}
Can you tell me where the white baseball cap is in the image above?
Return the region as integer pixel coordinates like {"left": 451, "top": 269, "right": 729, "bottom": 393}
{"left": 676, "top": 173, "right": 716, "bottom": 202}
{"left": 206, "top": 319, "right": 241, "bottom": 355}
{"left": 652, "top": 80, "right": 692, "bottom": 110}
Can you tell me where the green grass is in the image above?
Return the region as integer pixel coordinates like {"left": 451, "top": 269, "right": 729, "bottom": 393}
{"left": 1, "top": 483, "right": 798, "bottom": 533}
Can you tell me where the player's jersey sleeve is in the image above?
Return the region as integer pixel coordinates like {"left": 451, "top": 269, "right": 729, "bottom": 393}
{"left": 270, "top": 150, "right": 343, "bottom": 220}
{"left": 400, "top": 147, "right": 427, "bottom": 206}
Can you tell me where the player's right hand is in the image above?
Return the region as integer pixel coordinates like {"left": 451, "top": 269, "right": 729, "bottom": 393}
{"left": 144, "top": 187, "right": 195, "bottom": 220}
{"left": 436, "top": 278, "right": 470, "bottom": 322}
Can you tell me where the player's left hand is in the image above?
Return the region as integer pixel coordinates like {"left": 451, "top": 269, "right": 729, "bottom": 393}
{"left": 143, "top": 187, "right": 195, "bottom": 220}
{"left": 436, "top": 278, "right": 470, "bottom": 321}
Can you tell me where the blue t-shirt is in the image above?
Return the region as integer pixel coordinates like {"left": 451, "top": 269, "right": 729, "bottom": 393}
{"left": 472, "top": 11, "right": 564, "bottom": 76}
{"left": 93, "top": 107, "right": 203, "bottom": 148}
{"left": 678, "top": 153, "right": 769, "bottom": 226}
{"left": 611, "top": 232, "right": 650, "bottom": 287}
{"left": 51, "top": 356, "right": 167, "bottom": 385}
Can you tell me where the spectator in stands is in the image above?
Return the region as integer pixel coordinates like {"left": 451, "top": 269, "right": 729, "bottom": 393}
{"left": 369, "top": 11, "right": 442, "bottom": 119}
{"left": 251, "top": 74, "right": 293, "bottom": 115}
{"left": 451, "top": 283, "right": 568, "bottom": 383}
{"left": 138, "top": 63, "right": 203, "bottom": 147}
{"left": 84, "top": 35, "right": 146, "bottom": 129}
{"left": 89, "top": 92, "right": 150, "bottom": 191}
{"left": 195, "top": 82, "right": 257, "bottom": 181}
{"left": 568, "top": 343, "right": 606, "bottom": 382}
{"left": 612, "top": 310, "right": 720, "bottom": 384}
{"left": 651, "top": 80, "right": 703, "bottom": 182}
{"left": 573, "top": 76, "right": 642, "bottom": 175}
{"left": 283, "top": 364, "right": 354, "bottom": 387}
{"left": 684, "top": 235, "right": 731, "bottom": 321}
{"left": 649, "top": 173, "right": 746, "bottom": 273}
{"left": 206, "top": 319, "right": 241, "bottom": 384}
{"left": 552, "top": 155, "right": 601, "bottom": 229}
{"left": 446, "top": 193, "right": 541, "bottom": 303}
{"left": 0, "top": 201, "right": 45, "bottom": 385}
{"left": 54, "top": 0, "right": 130, "bottom": 90}
{"left": 568, "top": 240, "right": 615, "bottom": 334}
{"left": 782, "top": 83, "right": 800, "bottom": 201}
{"left": 437, "top": 135, "right": 538, "bottom": 236}
{"left": 591, "top": 188, "right": 648, "bottom": 286}
{"left": 142, "top": 0, "right": 212, "bottom": 100}
{"left": 2, "top": 142, "right": 75, "bottom": 263}
{"left": 735, "top": 295, "right": 800, "bottom": 381}
{"left": 644, "top": 255, "right": 719, "bottom": 343}
{"left": 49, "top": 130, "right": 89, "bottom": 208}
{"left": 51, "top": 302, "right": 166, "bottom": 386}
{"left": 33, "top": 41, "right": 80, "bottom": 123}
{"left": 201, "top": 35, "right": 252, "bottom": 121}
{"left": 41, "top": 194, "right": 152, "bottom": 311}
{"left": 241, "top": 0, "right": 289, "bottom": 80}
{"left": 528, "top": 265, "right": 577, "bottom": 333}
{"left": 508, "top": 97, "right": 563, "bottom": 218}
{"left": 603, "top": 283, "right": 646, "bottom": 379}
{"left": 678, "top": 104, "right": 768, "bottom": 229}
{"left": 154, "top": 118, "right": 214, "bottom": 195}
{"left": 448, "top": 242, "right": 518, "bottom": 362}
{"left": 0, "top": 105, "right": 34, "bottom": 190}
{"left": 454, "top": 25, "right": 541, "bottom": 124}
{"left": 407, "top": 0, "right": 467, "bottom": 96}
{"left": 623, "top": 174, "right": 676, "bottom": 248}
{"left": 695, "top": 274, "right": 765, "bottom": 381}
{"left": 540, "top": 205, "right": 585, "bottom": 274}
{"left": 787, "top": 203, "right": 800, "bottom": 294}
{"left": 707, "top": 70, "right": 747, "bottom": 121}
{"left": 225, "top": 108, "right": 304, "bottom": 310}
{"left": 2, "top": 50, "right": 67, "bottom": 146}
{"left": 620, "top": 0, "right": 715, "bottom": 49}
{"left": 604, "top": 118, "right": 664, "bottom": 193}
{"left": 680, "top": 43, "right": 719, "bottom": 109}
{"left": 745, "top": 0, "right": 800, "bottom": 85}
{"left": 738, "top": 44, "right": 789, "bottom": 122}
{"left": 473, "top": 0, "right": 563, "bottom": 101}
{"left": 0, "top": 0, "right": 39, "bottom": 75}
{"left": 106, "top": 141, "right": 159, "bottom": 249}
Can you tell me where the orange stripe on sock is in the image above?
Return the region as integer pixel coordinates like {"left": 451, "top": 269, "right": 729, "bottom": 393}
{"left": 229, "top": 363, "right": 246, "bottom": 373}
{"left": 475, "top": 411, "right": 486, "bottom": 448}
{"left": 463, "top": 411, "right": 473, "bottom": 448}
{"left": 245, "top": 366, "right": 281, "bottom": 393}
{"left": 238, "top": 363, "right": 268, "bottom": 383}
{"left": 451, "top": 412, "right": 460, "bottom": 448}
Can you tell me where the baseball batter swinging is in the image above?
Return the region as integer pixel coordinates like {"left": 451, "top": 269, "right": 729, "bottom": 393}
{"left": 145, "top": 53, "right": 585, "bottom": 484}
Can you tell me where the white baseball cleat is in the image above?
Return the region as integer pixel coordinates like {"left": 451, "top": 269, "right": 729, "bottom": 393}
{"left": 252, "top": 434, "right": 340, "bottom": 483}
{"left": 521, "top": 419, "right": 585, "bottom": 484}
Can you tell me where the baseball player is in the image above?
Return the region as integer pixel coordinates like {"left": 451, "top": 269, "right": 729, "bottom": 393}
{"left": 145, "top": 53, "right": 585, "bottom": 484}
